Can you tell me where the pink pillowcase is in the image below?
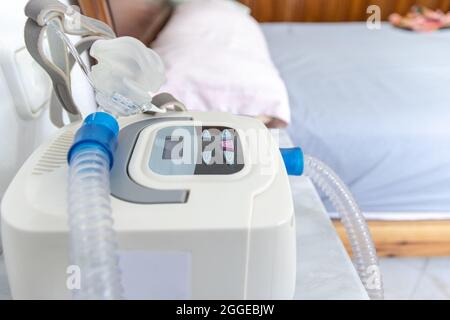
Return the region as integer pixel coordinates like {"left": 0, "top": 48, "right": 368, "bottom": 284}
{"left": 151, "top": 0, "right": 291, "bottom": 126}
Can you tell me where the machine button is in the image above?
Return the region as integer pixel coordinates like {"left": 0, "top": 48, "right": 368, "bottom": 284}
{"left": 221, "top": 139, "right": 234, "bottom": 151}
{"left": 203, "top": 150, "right": 213, "bottom": 165}
{"left": 202, "top": 129, "right": 212, "bottom": 141}
{"left": 221, "top": 129, "right": 235, "bottom": 165}
{"left": 222, "top": 129, "right": 233, "bottom": 141}
{"left": 224, "top": 150, "right": 234, "bottom": 165}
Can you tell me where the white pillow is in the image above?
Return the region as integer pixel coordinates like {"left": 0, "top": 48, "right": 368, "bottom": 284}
{"left": 171, "top": 0, "right": 251, "bottom": 14}
{"left": 152, "top": 0, "right": 290, "bottom": 126}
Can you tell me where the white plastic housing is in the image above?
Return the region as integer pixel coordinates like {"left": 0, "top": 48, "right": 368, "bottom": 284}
{"left": 1, "top": 112, "right": 296, "bottom": 300}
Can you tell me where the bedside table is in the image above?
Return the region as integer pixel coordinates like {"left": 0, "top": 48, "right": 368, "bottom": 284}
{"left": 276, "top": 129, "right": 368, "bottom": 300}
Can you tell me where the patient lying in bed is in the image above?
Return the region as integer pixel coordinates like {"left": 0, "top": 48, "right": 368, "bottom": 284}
{"left": 389, "top": 6, "right": 450, "bottom": 32}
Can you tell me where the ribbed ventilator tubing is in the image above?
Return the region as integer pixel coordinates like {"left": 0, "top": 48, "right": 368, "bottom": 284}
{"left": 304, "top": 155, "right": 383, "bottom": 300}
{"left": 68, "top": 147, "right": 123, "bottom": 299}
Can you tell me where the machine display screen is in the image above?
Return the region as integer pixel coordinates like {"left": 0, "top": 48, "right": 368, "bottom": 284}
{"left": 150, "top": 126, "right": 244, "bottom": 175}
{"left": 162, "top": 136, "right": 184, "bottom": 160}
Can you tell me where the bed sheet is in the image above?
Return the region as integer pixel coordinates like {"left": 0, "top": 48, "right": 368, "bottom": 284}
{"left": 262, "top": 23, "right": 450, "bottom": 217}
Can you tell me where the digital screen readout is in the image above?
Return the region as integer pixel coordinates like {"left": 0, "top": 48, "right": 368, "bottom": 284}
{"left": 162, "top": 136, "right": 184, "bottom": 160}
{"left": 154, "top": 127, "right": 244, "bottom": 175}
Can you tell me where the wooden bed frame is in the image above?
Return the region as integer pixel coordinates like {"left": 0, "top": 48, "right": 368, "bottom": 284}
{"left": 335, "top": 221, "right": 450, "bottom": 257}
{"left": 77, "top": 0, "right": 450, "bottom": 257}
{"left": 239, "top": 0, "right": 450, "bottom": 22}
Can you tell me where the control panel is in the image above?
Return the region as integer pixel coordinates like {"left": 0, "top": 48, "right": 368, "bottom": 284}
{"left": 149, "top": 126, "right": 244, "bottom": 176}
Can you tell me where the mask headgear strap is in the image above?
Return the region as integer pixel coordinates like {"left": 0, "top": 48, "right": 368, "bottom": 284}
{"left": 23, "top": 0, "right": 115, "bottom": 126}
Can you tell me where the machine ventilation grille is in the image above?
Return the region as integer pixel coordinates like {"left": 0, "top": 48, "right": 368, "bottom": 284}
{"left": 32, "top": 130, "right": 74, "bottom": 175}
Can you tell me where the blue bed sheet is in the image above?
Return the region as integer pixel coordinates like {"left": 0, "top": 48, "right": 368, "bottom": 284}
{"left": 262, "top": 23, "right": 450, "bottom": 215}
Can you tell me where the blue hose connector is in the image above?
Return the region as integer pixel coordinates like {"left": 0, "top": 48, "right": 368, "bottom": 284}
{"left": 68, "top": 112, "right": 119, "bottom": 169}
{"left": 280, "top": 147, "right": 304, "bottom": 176}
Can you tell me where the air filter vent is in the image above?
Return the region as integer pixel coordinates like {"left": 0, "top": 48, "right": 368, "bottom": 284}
{"left": 32, "top": 130, "right": 74, "bottom": 175}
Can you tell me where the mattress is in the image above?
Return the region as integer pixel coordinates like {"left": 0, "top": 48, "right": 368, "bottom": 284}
{"left": 261, "top": 22, "right": 450, "bottom": 219}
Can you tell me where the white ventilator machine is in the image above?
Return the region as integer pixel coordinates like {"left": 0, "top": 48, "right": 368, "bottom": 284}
{"left": 1, "top": 0, "right": 383, "bottom": 300}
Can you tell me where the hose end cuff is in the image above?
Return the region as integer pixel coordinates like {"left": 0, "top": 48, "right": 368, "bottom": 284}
{"left": 280, "top": 147, "right": 304, "bottom": 176}
{"left": 68, "top": 112, "right": 119, "bottom": 169}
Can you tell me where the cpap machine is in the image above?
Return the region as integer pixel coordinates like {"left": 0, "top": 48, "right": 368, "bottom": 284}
{"left": 1, "top": 0, "right": 383, "bottom": 300}
{"left": 3, "top": 111, "right": 298, "bottom": 300}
